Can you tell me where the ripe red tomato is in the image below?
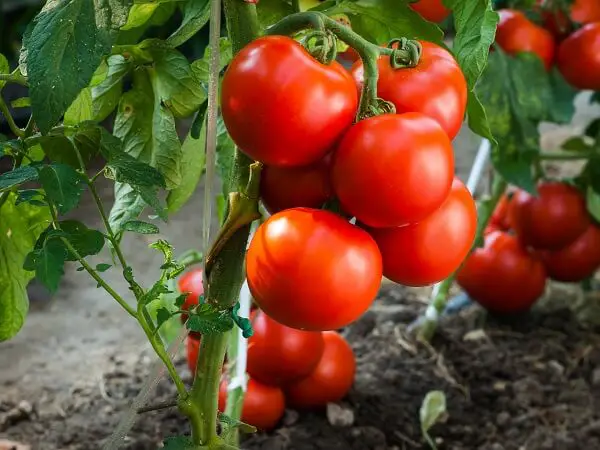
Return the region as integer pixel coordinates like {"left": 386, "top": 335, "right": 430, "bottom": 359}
{"left": 509, "top": 182, "right": 589, "bottom": 250}
{"left": 572, "top": 0, "right": 600, "bottom": 23}
{"left": 286, "top": 331, "right": 355, "bottom": 409}
{"left": 457, "top": 231, "right": 547, "bottom": 313}
{"left": 247, "top": 310, "right": 325, "bottom": 386}
{"left": 260, "top": 155, "right": 333, "bottom": 214}
{"left": 351, "top": 41, "right": 467, "bottom": 140}
{"left": 221, "top": 35, "right": 358, "bottom": 167}
{"left": 557, "top": 23, "right": 600, "bottom": 90}
{"left": 246, "top": 208, "right": 382, "bottom": 331}
{"left": 409, "top": 0, "right": 450, "bottom": 23}
{"left": 367, "top": 178, "right": 477, "bottom": 286}
{"left": 538, "top": 224, "right": 600, "bottom": 282}
{"left": 489, "top": 193, "right": 512, "bottom": 231}
{"left": 496, "top": 9, "right": 555, "bottom": 70}
{"left": 218, "top": 379, "right": 285, "bottom": 430}
{"left": 541, "top": 0, "right": 600, "bottom": 36}
{"left": 332, "top": 113, "right": 453, "bottom": 228}
{"left": 186, "top": 335, "right": 200, "bottom": 376}
{"left": 177, "top": 269, "right": 204, "bottom": 323}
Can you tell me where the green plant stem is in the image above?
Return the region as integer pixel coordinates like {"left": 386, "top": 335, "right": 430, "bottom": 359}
{"left": 266, "top": 12, "right": 405, "bottom": 118}
{"left": 0, "top": 73, "right": 28, "bottom": 87}
{"left": 415, "top": 175, "right": 508, "bottom": 342}
{"left": 223, "top": 325, "right": 244, "bottom": 446}
{"left": 185, "top": 0, "right": 262, "bottom": 447}
{"left": 538, "top": 151, "right": 595, "bottom": 160}
{"left": 0, "top": 95, "right": 24, "bottom": 138}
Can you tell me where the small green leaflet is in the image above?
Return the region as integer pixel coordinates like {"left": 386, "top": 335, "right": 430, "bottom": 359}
{"left": 15, "top": 189, "right": 46, "bottom": 207}
{"left": 419, "top": 390, "right": 448, "bottom": 450}
{"left": 96, "top": 263, "right": 112, "bottom": 272}
{"left": 166, "top": 0, "right": 211, "bottom": 48}
{"left": 58, "top": 220, "right": 106, "bottom": 261}
{"left": 105, "top": 153, "right": 166, "bottom": 188}
{"left": 0, "top": 166, "right": 39, "bottom": 191}
{"left": 38, "top": 164, "right": 85, "bottom": 215}
{"left": 0, "top": 193, "right": 51, "bottom": 341}
{"left": 0, "top": 53, "right": 9, "bottom": 89}
{"left": 186, "top": 304, "right": 234, "bottom": 335}
{"left": 91, "top": 55, "right": 132, "bottom": 122}
{"left": 23, "top": 238, "right": 66, "bottom": 293}
{"left": 121, "top": 220, "right": 160, "bottom": 234}
{"left": 162, "top": 436, "right": 194, "bottom": 450}
{"left": 155, "top": 307, "right": 173, "bottom": 330}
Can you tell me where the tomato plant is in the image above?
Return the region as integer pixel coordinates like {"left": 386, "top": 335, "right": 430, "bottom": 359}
{"left": 509, "top": 182, "right": 589, "bottom": 250}
{"left": 332, "top": 113, "right": 454, "bottom": 228}
{"left": 457, "top": 231, "right": 547, "bottom": 313}
{"left": 496, "top": 9, "right": 555, "bottom": 70}
{"left": 286, "top": 331, "right": 356, "bottom": 409}
{"left": 557, "top": 23, "right": 600, "bottom": 90}
{"left": 259, "top": 155, "right": 333, "bottom": 214}
{"left": 351, "top": 41, "right": 467, "bottom": 139}
{"left": 221, "top": 35, "right": 358, "bottom": 167}
{"left": 247, "top": 310, "right": 325, "bottom": 386}
{"left": 246, "top": 208, "right": 382, "bottom": 331}
{"left": 218, "top": 379, "right": 285, "bottom": 431}
{"left": 367, "top": 178, "right": 477, "bottom": 286}
{"left": 538, "top": 224, "right": 600, "bottom": 282}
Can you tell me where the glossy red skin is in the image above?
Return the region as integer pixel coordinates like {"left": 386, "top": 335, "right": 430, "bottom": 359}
{"left": 367, "top": 178, "right": 477, "bottom": 287}
{"left": 247, "top": 310, "right": 325, "bottom": 386}
{"left": 218, "top": 379, "right": 285, "bottom": 430}
{"left": 246, "top": 208, "right": 382, "bottom": 331}
{"left": 496, "top": 9, "right": 555, "bottom": 70}
{"left": 538, "top": 224, "right": 600, "bottom": 282}
{"left": 286, "top": 332, "right": 355, "bottom": 409}
{"left": 457, "top": 231, "right": 547, "bottom": 314}
{"left": 332, "top": 113, "right": 454, "bottom": 228}
{"left": 186, "top": 335, "right": 200, "bottom": 376}
{"left": 351, "top": 42, "right": 467, "bottom": 140}
{"left": 509, "top": 182, "right": 589, "bottom": 250}
{"left": 558, "top": 23, "right": 600, "bottom": 90}
{"left": 489, "top": 193, "right": 512, "bottom": 231}
{"left": 177, "top": 269, "right": 204, "bottom": 323}
{"left": 260, "top": 155, "right": 333, "bottom": 214}
{"left": 542, "top": 0, "right": 600, "bottom": 36}
{"left": 409, "top": 0, "right": 450, "bottom": 22}
{"left": 221, "top": 35, "right": 358, "bottom": 167}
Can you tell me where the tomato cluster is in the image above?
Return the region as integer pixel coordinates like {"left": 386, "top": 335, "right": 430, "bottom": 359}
{"left": 495, "top": 2, "right": 600, "bottom": 90}
{"left": 458, "top": 181, "right": 600, "bottom": 313}
{"left": 185, "top": 312, "right": 356, "bottom": 430}
{"left": 221, "top": 35, "right": 475, "bottom": 331}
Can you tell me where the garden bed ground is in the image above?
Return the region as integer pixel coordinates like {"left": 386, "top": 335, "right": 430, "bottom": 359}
{"left": 1, "top": 284, "right": 600, "bottom": 450}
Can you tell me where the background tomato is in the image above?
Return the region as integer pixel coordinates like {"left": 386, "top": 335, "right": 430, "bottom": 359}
{"left": 246, "top": 208, "right": 382, "bottom": 331}
{"left": 247, "top": 310, "right": 324, "bottom": 386}
{"left": 496, "top": 9, "right": 555, "bottom": 70}
{"left": 557, "top": 23, "right": 600, "bottom": 90}
{"left": 571, "top": 0, "right": 600, "bottom": 23}
{"left": 332, "top": 113, "right": 454, "bottom": 228}
{"left": 509, "top": 182, "right": 589, "bottom": 250}
{"left": 186, "top": 334, "right": 200, "bottom": 376}
{"left": 538, "top": 224, "right": 600, "bottom": 282}
{"left": 351, "top": 41, "right": 467, "bottom": 140}
{"left": 286, "top": 332, "right": 355, "bottom": 409}
{"left": 218, "top": 379, "right": 285, "bottom": 430}
{"left": 260, "top": 155, "right": 333, "bottom": 214}
{"left": 368, "top": 178, "right": 477, "bottom": 286}
{"left": 457, "top": 231, "right": 547, "bottom": 314}
{"left": 221, "top": 35, "right": 358, "bottom": 167}
{"left": 489, "top": 193, "right": 512, "bottom": 231}
{"left": 177, "top": 269, "right": 204, "bottom": 323}
{"left": 409, "top": 0, "right": 450, "bottom": 23}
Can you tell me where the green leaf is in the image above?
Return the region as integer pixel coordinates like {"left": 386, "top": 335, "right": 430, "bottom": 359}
{"left": 476, "top": 50, "right": 551, "bottom": 192}
{"left": 186, "top": 304, "right": 234, "bottom": 335}
{"left": 323, "top": 0, "right": 443, "bottom": 45}
{"left": 121, "top": 3, "right": 161, "bottom": 30}
{"left": 94, "top": 0, "right": 134, "bottom": 37}
{"left": 142, "top": 40, "right": 206, "bottom": 118}
{"left": 257, "top": 0, "right": 295, "bottom": 28}
{"left": 0, "top": 166, "right": 39, "bottom": 191}
{"left": 174, "top": 294, "right": 187, "bottom": 308}
{"left": 585, "top": 118, "right": 600, "bottom": 140}
{"left": 167, "top": 0, "right": 210, "bottom": 47}
{"left": 38, "top": 164, "right": 85, "bottom": 214}
{"left": 561, "top": 136, "right": 594, "bottom": 152}
{"left": 216, "top": 117, "right": 236, "bottom": 196}
{"left": 59, "top": 220, "right": 105, "bottom": 261}
{"left": 162, "top": 436, "right": 194, "bottom": 450}
{"left": 0, "top": 194, "right": 51, "bottom": 340}
{"left": 466, "top": 91, "right": 497, "bottom": 146}
{"left": 547, "top": 68, "right": 577, "bottom": 124}
{"left": 0, "top": 53, "right": 10, "bottom": 90}
{"left": 91, "top": 55, "right": 132, "bottom": 121}
{"left": 167, "top": 105, "right": 207, "bottom": 213}
{"left": 156, "top": 307, "right": 173, "bottom": 330}
{"left": 39, "top": 134, "right": 95, "bottom": 168}
{"left": 105, "top": 153, "right": 167, "bottom": 187}
{"left": 191, "top": 38, "right": 233, "bottom": 83}
{"left": 109, "top": 182, "right": 149, "bottom": 231}
{"left": 419, "top": 390, "right": 447, "bottom": 450}
{"left": 587, "top": 185, "right": 600, "bottom": 222}
{"left": 121, "top": 220, "right": 160, "bottom": 234}
{"left": 96, "top": 263, "right": 112, "bottom": 272}
{"left": 11, "top": 98, "right": 31, "bottom": 108}
{"left": 444, "top": 0, "right": 498, "bottom": 89}
{"left": 25, "top": 238, "right": 67, "bottom": 294}
{"left": 64, "top": 88, "right": 94, "bottom": 126}
{"left": 23, "top": 0, "right": 113, "bottom": 133}
{"left": 15, "top": 189, "right": 45, "bottom": 206}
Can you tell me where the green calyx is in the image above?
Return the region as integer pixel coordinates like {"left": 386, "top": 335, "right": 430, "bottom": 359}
{"left": 387, "top": 38, "right": 422, "bottom": 69}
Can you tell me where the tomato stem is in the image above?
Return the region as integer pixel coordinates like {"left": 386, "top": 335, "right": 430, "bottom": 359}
{"left": 413, "top": 174, "right": 508, "bottom": 342}
{"left": 538, "top": 151, "right": 596, "bottom": 160}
